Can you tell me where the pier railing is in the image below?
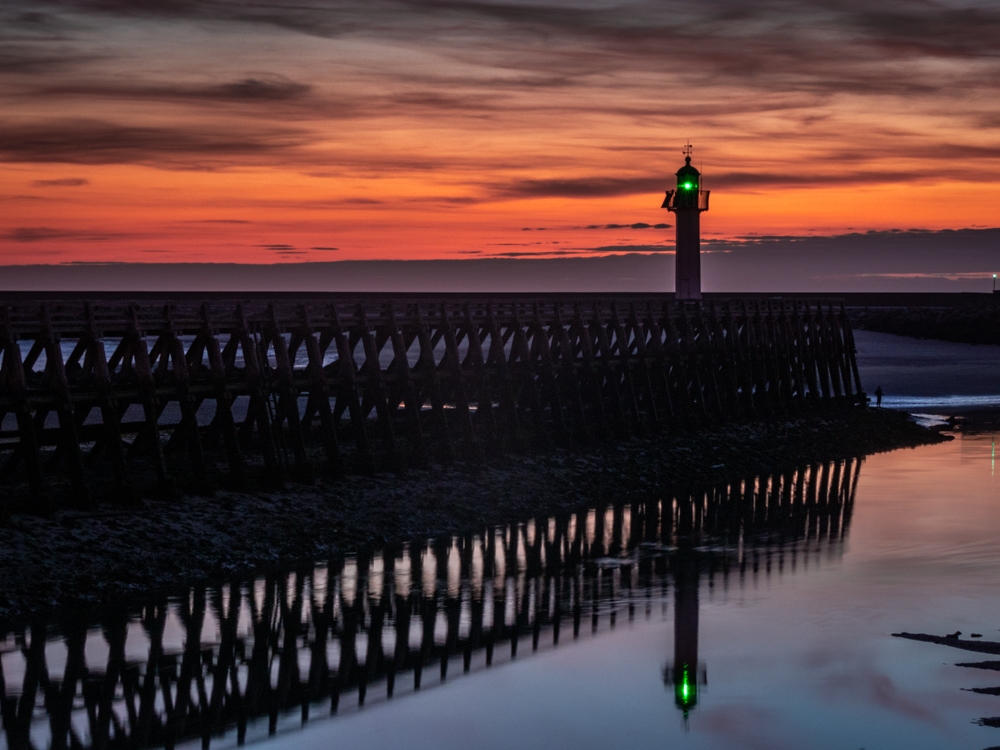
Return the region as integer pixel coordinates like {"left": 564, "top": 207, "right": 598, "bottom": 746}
{"left": 0, "top": 294, "right": 864, "bottom": 503}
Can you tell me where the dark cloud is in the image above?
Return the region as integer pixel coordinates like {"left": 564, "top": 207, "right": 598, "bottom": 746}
{"left": 60, "top": 260, "right": 130, "bottom": 266}
{"left": 184, "top": 219, "right": 252, "bottom": 224}
{"left": 2, "top": 0, "right": 998, "bottom": 187}
{"left": 706, "top": 227, "right": 1000, "bottom": 251}
{"left": 522, "top": 223, "right": 672, "bottom": 231}
{"left": 2, "top": 226, "right": 128, "bottom": 242}
{"left": 388, "top": 1, "right": 1000, "bottom": 100}
{"left": 23, "top": 1, "right": 1000, "bottom": 82}
{"left": 503, "top": 177, "right": 664, "bottom": 199}
{"left": 488, "top": 251, "right": 579, "bottom": 257}
{"left": 0, "top": 194, "right": 47, "bottom": 202}
{"left": 486, "top": 247, "right": 666, "bottom": 257}
{"left": 0, "top": 50, "right": 98, "bottom": 74}
{"left": 0, "top": 119, "right": 307, "bottom": 166}
{"left": 402, "top": 195, "right": 481, "bottom": 205}
{"left": 706, "top": 170, "right": 936, "bottom": 189}
{"left": 495, "top": 166, "right": 978, "bottom": 200}
{"left": 4, "top": 227, "right": 67, "bottom": 242}
{"left": 853, "top": 7, "right": 1000, "bottom": 60}
{"left": 214, "top": 77, "right": 310, "bottom": 100}
{"left": 387, "top": 90, "right": 509, "bottom": 113}
{"left": 0, "top": 9, "right": 100, "bottom": 73}
{"left": 598, "top": 222, "right": 668, "bottom": 230}
{"left": 255, "top": 243, "right": 336, "bottom": 256}
{"left": 37, "top": 76, "right": 312, "bottom": 104}
{"left": 576, "top": 245, "right": 670, "bottom": 254}
{"left": 31, "top": 177, "right": 88, "bottom": 187}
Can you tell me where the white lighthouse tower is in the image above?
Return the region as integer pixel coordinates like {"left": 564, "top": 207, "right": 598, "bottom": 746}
{"left": 661, "top": 143, "right": 710, "bottom": 300}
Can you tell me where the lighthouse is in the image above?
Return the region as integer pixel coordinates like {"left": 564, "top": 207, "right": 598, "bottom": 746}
{"left": 661, "top": 143, "right": 710, "bottom": 300}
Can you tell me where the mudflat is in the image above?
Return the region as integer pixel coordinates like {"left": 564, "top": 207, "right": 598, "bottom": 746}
{"left": 0, "top": 408, "right": 943, "bottom": 628}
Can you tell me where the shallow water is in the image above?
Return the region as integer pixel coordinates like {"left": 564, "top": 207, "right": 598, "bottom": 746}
{"left": 854, "top": 330, "right": 1000, "bottom": 411}
{"left": 2, "top": 434, "right": 1000, "bottom": 750}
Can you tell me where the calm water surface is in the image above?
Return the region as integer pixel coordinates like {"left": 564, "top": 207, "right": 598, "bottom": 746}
{"left": 2, "top": 432, "right": 1000, "bottom": 750}
{"left": 267, "top": 435, "right": 1000, "bottom": 750}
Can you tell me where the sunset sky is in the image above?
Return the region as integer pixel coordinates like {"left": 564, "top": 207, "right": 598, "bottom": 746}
{"left": 2, "top": 0, "right": 999, "bottom": 284}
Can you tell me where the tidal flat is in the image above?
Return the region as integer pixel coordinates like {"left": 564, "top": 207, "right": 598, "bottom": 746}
{"left": 0, "top": 408, "right": 941, "bottom": 628}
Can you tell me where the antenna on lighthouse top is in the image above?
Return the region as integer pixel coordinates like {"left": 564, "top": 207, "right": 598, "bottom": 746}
{"left": 683, "top": 141, "right": 693, "bottom": 164}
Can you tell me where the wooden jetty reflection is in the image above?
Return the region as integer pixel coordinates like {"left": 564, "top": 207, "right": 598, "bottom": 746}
{"left": 0, "top": 294, "right": 863, "bottom": 504}
{"left": 0, "top": 458, "right": 859, "bottom": 750}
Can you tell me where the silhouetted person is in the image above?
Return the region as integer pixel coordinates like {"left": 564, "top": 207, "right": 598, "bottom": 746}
{"left": 874, "top": 385, "right": 883, "bottom": 408}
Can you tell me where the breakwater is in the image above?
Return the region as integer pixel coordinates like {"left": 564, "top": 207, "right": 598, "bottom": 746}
{"left": 0, "top": 294, "right": 863, "bottom": 504}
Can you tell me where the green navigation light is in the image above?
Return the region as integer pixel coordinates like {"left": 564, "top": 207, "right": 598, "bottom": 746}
{"left": 683, "top": 182, "right": 694, "bottom": 190}
{"left": 674, "top": 663, "right": 698, "bottom": 711}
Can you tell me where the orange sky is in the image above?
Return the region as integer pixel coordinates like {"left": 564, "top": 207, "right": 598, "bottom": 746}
{"left": 2, "top": 1, "right": 1000, "bottom": 267}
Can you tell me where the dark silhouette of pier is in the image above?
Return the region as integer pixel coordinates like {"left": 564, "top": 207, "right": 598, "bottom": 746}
{"left": 0, "top": 293, "right": 863, "bottom": 504}
{"left": 0, "top": 458, "right": 859, "bottom": 749}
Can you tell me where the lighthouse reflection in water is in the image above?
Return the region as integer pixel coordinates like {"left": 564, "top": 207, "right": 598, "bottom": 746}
{"left": 0, "top": 460, "right": 856, "bottom": 749}
{"left": 667, "top": 542, "right": 705, "bottom": 718}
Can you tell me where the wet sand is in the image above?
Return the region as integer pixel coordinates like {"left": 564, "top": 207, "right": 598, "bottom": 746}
{"left": 855, "top": 329, "right": 1000, "bottom": 413}
{"left": 0, "top": 409, "right": 943, "bottom": 628}
{"left": 855, "top": 329, "right": 1000, "bottom": 396}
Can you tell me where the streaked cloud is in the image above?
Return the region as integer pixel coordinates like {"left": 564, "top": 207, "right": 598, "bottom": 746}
{"left": 1, "top": 0, "right": 998, "bottom": 269}
{"left": 2, "top": 226, "right": 131, "bottom": 242}
{"left": 0, "top": 119, "right": 308, "bottom": 166}
{"left": 34, "top": 76, "right": 313, "bottom": 104}
{"left": 31, "top": 177, "right": 88, "bottom": 187}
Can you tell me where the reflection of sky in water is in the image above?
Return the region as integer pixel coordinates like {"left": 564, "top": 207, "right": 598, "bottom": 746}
{"left": 1, "top": 442, "right": 998, "bottom": 749}
{"left": 214, "top": 436, "right": 999, "bottom": 750}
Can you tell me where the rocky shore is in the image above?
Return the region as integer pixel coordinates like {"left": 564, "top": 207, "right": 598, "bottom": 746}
{"left": 0, "top": 408, "right": 946, "bottom": 628}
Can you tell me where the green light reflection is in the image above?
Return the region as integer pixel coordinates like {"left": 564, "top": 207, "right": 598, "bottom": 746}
{"left": 674, "top": 663, "right": 697, "bottom": 712}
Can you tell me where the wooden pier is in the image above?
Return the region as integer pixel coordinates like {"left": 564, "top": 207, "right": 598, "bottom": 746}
{"left": 0, "top": 293, "right": 864, "bottom": 504}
